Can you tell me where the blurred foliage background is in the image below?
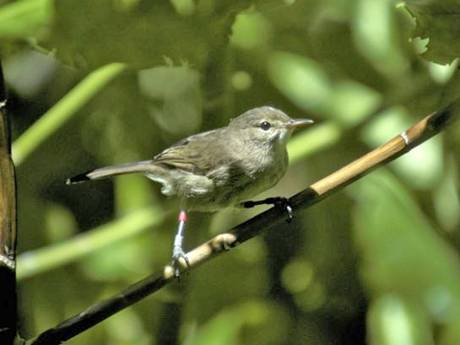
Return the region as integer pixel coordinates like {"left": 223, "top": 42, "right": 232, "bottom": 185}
{"left": 2, "top": 0, "right": 460, "bottom": 344}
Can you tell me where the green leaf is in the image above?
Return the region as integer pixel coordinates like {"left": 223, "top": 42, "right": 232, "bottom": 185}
{"left": 362, "top": 107, "right": 443, "bottom": 189}
{"left": 231, "top": 9, "right": 272, "bottom": 49}
{"left": 46, "top": 0, "right": 252, "bottom": 68}
{"left": 0, "top": 0, "right": 52, "bottom": 39}
{"left": 17, "top": 207, "right": 164, "bottom": 280}
{"left": 367, "top": 295, "right": 433, "bottom": 345}
{"left": 186, "top": 302, "right": 270, "bottom": 345}
{"left": 268, "top": 51, "right": 332, "bottom": 114}
{"left": 433, "top": 160, "right": 460, "bottom": 232}
{"left": 44, "top": 203, "right": 77, "bottom": 242}
{"left": 353, "top": 0, "right": 408, "bottom": 78}
{"left": 352, "top": 171, "right": 460, "bottom": 343}
{"left": 287, "top": 122, "right": 341, "bottom": 164}
{"left": 12, "top": 62, "right": 126, "bottom": 165}
{"left": 406, "top": 2, "right": 460, "bottom": 64}
{"left": 269, "top": 51, "right": 380, "bottom": 125}
{"left": 138, "top": 65, "right": 202, "bottom": 135}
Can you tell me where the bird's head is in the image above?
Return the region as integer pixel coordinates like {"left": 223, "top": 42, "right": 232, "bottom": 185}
{"left": 229, "top": 106, "right": 314, "bottom": 147}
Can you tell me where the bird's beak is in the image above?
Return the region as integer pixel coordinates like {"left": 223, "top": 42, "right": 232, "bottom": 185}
{"left": 286, "top": 118, "right": 314, "bottom": 129}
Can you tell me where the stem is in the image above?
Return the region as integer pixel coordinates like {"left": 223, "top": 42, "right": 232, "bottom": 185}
{"left": 0, "top": 59, "right": 18, "bottom": 344}
{"left": 28, "top": 101, "right": 459, "bottom": 345}
{"left": 12, "top": 62, "right": 126, "bottom": 166}
{"left": 17, "top": 207, "right": 164, "bottom": 280}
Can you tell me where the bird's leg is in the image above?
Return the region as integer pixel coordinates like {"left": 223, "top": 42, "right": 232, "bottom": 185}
{"left": 171, "top": 210, "right": 190, "bottom": 278}
{"left": 242, "top": 197, "right": 293, "bottom": 222}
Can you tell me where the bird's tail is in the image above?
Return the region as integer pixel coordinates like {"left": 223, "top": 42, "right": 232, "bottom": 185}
{"left": 66, "top": 160, "right": 155, "bottom": 184}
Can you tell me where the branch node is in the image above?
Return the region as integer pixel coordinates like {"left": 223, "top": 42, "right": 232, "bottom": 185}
{"left": 0, "top": 255, "right": 15, "bottom": 270}
{"left": 211, "top": 233, "right": 237, "bottom": 251}
{"left": 163, "top": 266, "right": 176, "bottom": 280}
{"left": 400, "top": 131, "right": 410, "bottom": 145}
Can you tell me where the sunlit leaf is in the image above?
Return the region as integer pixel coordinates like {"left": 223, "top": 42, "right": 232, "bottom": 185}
{"left": 353, "top": 0, "right": 408, "bottom": 77}
{"left": 186, "top": 302, "right": 284, "bottom": 345}
{"left": 367, "top": 295, "right": 433, "bottom": 345}
{"left": 362, "top": 107, "right": 443, "bottom": 189}
{"left": 45, "top": 203, "right": 77, "bottom": 242}
{"left": 268, "top": 51, "right": 331, "bottom": 113}
{"left": 231, "top": 10, "right": 272, "bottom": 49}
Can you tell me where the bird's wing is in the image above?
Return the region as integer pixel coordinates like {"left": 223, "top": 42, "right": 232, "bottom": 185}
{"left": 153, "top": 129, "right": 232, "bottom": 175}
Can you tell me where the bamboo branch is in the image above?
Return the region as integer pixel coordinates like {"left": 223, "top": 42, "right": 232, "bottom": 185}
{"left": 0, "top": 60, "right": 18, "bottom": 344}
{"left": 28, "top": 102, "right": 458, "bottom": 345}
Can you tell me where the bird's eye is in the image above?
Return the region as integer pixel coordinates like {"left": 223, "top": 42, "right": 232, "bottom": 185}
{"left": 260, "top": 121, "right": 271, "bottom": 130}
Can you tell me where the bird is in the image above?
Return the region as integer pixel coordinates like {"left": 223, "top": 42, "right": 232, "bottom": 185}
{"left": 67, "top": 106, "right": 314, "bottom": 277}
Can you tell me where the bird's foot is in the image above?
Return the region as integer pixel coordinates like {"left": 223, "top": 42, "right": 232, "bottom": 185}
{"left": 271, "top": 197, "right": 293, "bottom": 223}
{"left": 171, "top": 246, "right": 190, "bottom": 280}
{"left": 278, "top": 198, "right": 293, "bottom": 222}
{"left": 242, "top": 196, "right": 293, "bottom": 223}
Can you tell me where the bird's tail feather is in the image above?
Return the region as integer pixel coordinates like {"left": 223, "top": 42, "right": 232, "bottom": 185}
{"left": 66, "top": 160, "right": 155, "bottom": 184}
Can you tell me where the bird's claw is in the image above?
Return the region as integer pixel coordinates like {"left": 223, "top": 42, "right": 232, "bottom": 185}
{"left": 274, "top": 197, "right": 293, "bottom": 223}
{"left": 242, "top": 197, "right": 294, "bottom": 223}
{"left": 171, "top": 247, "right": 190, "bottom": 279}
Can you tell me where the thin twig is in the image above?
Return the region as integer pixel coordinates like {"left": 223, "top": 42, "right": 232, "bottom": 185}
{"left": 29, "top": 102, "right": 459, "bottom": 345}
{"left": 0, "top": 60, "right": 18, "bottom": 344}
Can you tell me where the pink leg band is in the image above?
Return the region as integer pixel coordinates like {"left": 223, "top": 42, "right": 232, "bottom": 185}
{"left": 178, "top": 210, "right": 188, "bottom": 222}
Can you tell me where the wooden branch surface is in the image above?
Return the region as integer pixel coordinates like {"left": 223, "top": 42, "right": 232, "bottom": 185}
{"left": 29, "top": 103, "right": 458, "bottom": 345}
{"left": 0, "top": 61, "right": 18, "bottom": 344}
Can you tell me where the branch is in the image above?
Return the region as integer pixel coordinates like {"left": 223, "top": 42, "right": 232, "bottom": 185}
{"left": 0, "top": 60, "right": 18, "bottom": 344}
{"left": 29, "top": 102, "right": 459, "bottom": 345}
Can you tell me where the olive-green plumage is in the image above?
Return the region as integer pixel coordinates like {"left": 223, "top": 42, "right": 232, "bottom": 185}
{"left": 68, "top": 106, "right": 313, "bottom": 212}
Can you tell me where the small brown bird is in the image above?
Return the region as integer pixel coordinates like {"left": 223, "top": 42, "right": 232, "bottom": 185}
{"left": 67, "top": 106, "right": 313, "bottom": 276}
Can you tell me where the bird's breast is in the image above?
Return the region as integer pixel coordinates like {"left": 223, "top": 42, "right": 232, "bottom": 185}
{"left": 231, "top": 144, "right": 288, "bottom": 201}
{"left": 179, "top": 143, "right": 288, "bottom": 212}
